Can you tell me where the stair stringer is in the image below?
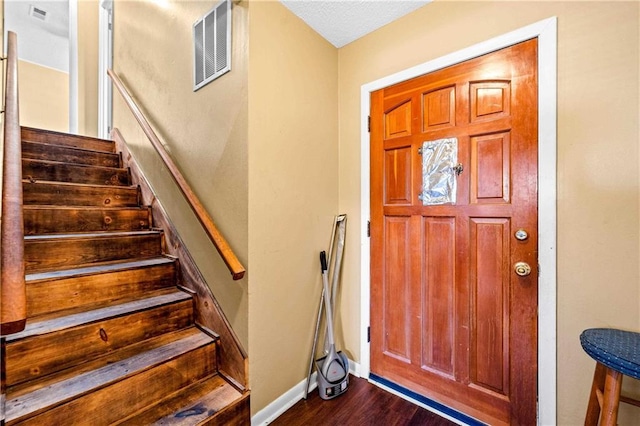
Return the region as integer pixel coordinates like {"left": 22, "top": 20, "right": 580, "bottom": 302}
{"left": 112, "top": 128, "right": 249, "bottom": 394}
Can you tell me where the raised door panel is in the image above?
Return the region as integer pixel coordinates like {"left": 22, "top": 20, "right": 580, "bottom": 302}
{"left": 470, "top": 81, "right": 511, "bottom": 123}
{"left": 469, "top": 218, "right": 510, "bottom": 396}
{"left": 383, "top": 216, "right": 412, "bottom": 363}
{"left": 421, "top": 217, "right": 455, "bottom": 376}
{"left": 423, "top": 86, "right": 456, "bottom": 131}
{"left": 384, "top": 101, "right": 412, "bottom": 140}
{"left": 384, "top": 147, "right": 412, "bottom": 205}
{"left": 470, "top": 132, "right": 511, "bottom": 204}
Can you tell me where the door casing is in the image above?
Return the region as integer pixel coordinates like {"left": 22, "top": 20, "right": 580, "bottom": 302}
{"left": 358, "top": 17, "right": 557, "bottom": 425}
{"left": 98, "top": 0, "right": 114, "bottom": 139}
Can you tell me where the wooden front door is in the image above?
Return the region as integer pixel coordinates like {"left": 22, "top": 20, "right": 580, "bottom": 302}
{"left": 370, "top": 39, "right": 538, "bottom": 425}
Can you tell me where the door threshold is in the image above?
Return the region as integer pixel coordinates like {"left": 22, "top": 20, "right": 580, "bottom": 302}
{"left": 368, "top": 373, "right": 487, "bottom": 426}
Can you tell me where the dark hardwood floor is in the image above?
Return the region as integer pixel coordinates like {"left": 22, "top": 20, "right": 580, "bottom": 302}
{"left": 272, "top": 376, "right": 457, "bottom": 425}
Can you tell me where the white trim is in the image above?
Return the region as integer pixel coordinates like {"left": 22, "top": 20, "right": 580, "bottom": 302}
{"left": 98, "top": 0, "right": 114, "bottom": 139}
{"left": 251, "top": 372, "right": 318, "bottom": 426}
{"left": 251, "top": 359, "right": 360, "bottom": 425}
{"left": 68, "top": 0, "right": 78, "bottom": 134}
{"left": 359, "top": 17, "right": 557, "bottom": 426}
{"left": 14, "top": 58, "right": 70, "bottom": 74}
{"left": 536, "top": 18, "right": 558, "bottom": 426}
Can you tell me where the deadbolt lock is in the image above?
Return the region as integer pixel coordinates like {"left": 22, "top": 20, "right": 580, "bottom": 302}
{"left": 514, "top": 262, "right": 532, "bottom": 277}
{"left": 515, "top": 229, "right": 529, "bottom": 241}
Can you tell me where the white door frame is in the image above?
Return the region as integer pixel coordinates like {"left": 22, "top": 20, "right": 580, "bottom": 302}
{"left": 98, "top": 0, "right": 114, "bottom": 139}
{"left": 359, "top": 17, "right": 557, "bottom": 425}
{"left": 68, "top": 0, "right": 78, "bottom": 133}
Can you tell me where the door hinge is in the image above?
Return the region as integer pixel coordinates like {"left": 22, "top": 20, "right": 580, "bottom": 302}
{"left": 367, "top": 220, "right": 371, "bottom": 237}
{"left": 367, "top": 116, "right": 371, "bottom": 133}
{"left": 367, "top": 326, "right": 371, "bottom": 343}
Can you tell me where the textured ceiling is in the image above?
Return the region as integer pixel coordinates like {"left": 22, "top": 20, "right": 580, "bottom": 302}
{"left": 280, "top": 0, "right": 431, "bottom": 48}
{"left": 6, "top": 0, "right": 431, "bottom": 72}
{"left": 4, "top": 0, "right": 70, "bottom": 72}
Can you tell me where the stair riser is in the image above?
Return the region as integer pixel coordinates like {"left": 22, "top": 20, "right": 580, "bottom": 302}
{"left": 24, "top": 208, "right": 151, "bottom": 234}
{"left": 27, "top": 263, "right": 177, "bottom": 317}
{"left": 10, "top": 343, "right": 217, "bottom": 425}
{"left": 22, "top": 128, "right": 115, "bottom": 153}
{"left": 10, "top": 128, "right": 247, "bottom": 425}
{"left": 200, "top": 393, "right": 251, "bottom": 426}
{"left": 117, "top": 377, "right": 248, "bottom": 426}
{"left": 6, "top": 299, "right": 194, "bottom": 387}
{"left": 24, "top": 234, "right": 163, "bottom": 272}
{"left": 23, "top": 160, "right": 130, "bottom": 186}
{"left": 23, "top": 182, "right": 140, "bottom": 207}
{"left": 22, "top": 142, "right": 121, "bottom": 168}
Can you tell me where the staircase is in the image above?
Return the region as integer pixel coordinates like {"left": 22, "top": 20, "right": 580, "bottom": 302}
{"left": 3, "top": 127, "right": 249, "bottom": 425}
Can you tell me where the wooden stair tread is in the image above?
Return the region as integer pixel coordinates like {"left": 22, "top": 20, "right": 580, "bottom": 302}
{"left": 25, "top": 284, "right": 183, "bottom": 325}
{"left": 23, "top": 140, "right": 121, "bottom": 167}
{"left": 5, "top": 330, "right": 215, "bottom": 423}
{"left": 22, "top": 179, "right": 137, "bottom": 190}
{"left": 7, "top": 327, "right": 207, "bottom": 397}
{"left": 23, "top": 157, "right": 125, "bottom": 171}
{"left": 24, "top": 205, "right": 151, "bottom": 234}
{"left": 24, "top": 230, "right": 163, "bottom": 271}
{"left": 23, "top": 158, "right": 130, "bottom": 186}
{"left": 26, "top": 257, "right": 175, "bottom": 283}
{"left": 23, "top": 180, "right": 141, "bottom": 207}
{"left": 6, "top": 290, "right": 191, "bottom": 342}
{"left": 7, "top": 127, "right": 247, "bottom": 424}
{"left": 22, "top": 126, "right": 116, "bottom": 153}
{"left": 22, "top": 139, "right": 117, "bottom": 155}
{"left": 24, "top": 205, "right": 149, "bottom": 211}
{"left": 24, "top": 229, "right": 161, "bottom": 241}
{"left": 25, "top": 257, "right": 178, "bottom": 319}
{"left": 117, "top": 375, "right": 244, "bottom": 425}
{"left": 24, "top": 230, "right": 164, "bottom": 273}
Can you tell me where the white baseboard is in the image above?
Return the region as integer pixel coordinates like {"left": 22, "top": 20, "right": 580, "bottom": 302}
{"left": 347, "top": 358, "right": 361, "bottom": 377}
{"left": 251, "top": 359, "right": 361, "bottom": 426}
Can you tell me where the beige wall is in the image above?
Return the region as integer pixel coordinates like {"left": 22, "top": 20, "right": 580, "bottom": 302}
{"left": 247, "top": 1, "right": 339, "bottom": 414}
{"left": 18, "top": 60, "right": 69, "bottom": 132}
{"left": 338, "top": 1, "right": 639, "bottom": 424}
{"left": 112, "top": 0, "right": 339, "bottom": 415}
{"left": 112, "top": 0, "right": 249, "bottom": 346}
{"left": 109, "top": 0, "right": 640, "bottom": 423}
{"left": 78, "top": 0, "right": 99, "bottom": 137}
{"left": 6, "top": 0, "right": 97, "bottom": 136}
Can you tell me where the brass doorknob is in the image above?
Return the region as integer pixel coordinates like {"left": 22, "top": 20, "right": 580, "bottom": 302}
{"left": 514, "top": 262, "right": 532, "bottom": 277}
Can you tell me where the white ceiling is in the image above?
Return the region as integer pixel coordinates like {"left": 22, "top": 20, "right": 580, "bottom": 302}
{"left": 280, "top": 0, "right": 431, "bottom": 48}
{"left": 4, "top": 0, "right": 69, "bottom": 72}
{"left": 3, "top": 0, "right": 430, "bottom": 73}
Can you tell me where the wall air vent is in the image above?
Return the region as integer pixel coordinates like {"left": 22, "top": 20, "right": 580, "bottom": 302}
{"left": 193, "top": 0, "right": 231, "bottom": 91}
{"left": 29, "top": 5, "right": 48, "bottom": 21}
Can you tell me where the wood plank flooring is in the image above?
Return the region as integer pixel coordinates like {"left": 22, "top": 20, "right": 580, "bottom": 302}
{"left": 272, "top": 376, "right": 457, "bottom": 425}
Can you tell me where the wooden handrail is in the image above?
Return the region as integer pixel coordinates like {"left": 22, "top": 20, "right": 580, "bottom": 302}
{"left": 1, "top": 31, "right": 26, "bottom": 334}
{"left": 107, "top": 69, "right": 245, "bottom": 280}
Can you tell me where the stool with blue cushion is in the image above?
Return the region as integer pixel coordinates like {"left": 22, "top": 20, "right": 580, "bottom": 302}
{"left": 580, "top": 328, "right": 640, "bottom": 425}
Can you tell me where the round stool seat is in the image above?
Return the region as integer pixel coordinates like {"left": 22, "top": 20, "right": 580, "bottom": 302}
{"left": 580, "top": 328, "right": 640, "bottom": 380}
